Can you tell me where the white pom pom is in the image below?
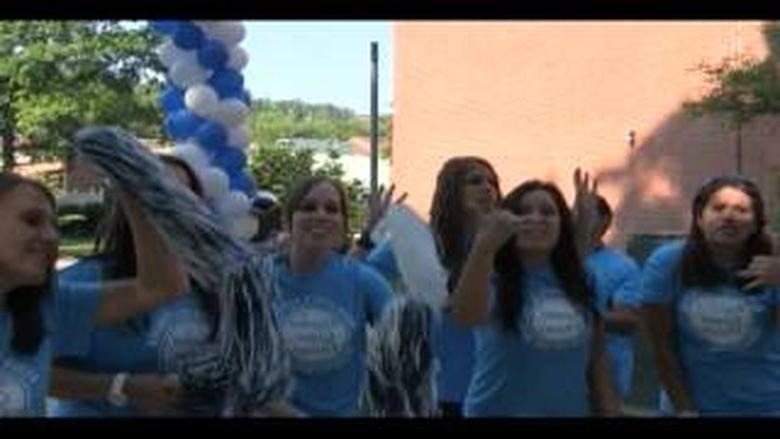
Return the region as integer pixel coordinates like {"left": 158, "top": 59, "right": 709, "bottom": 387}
{"left": 227, "top": 124, "right": 251, "bottom": 149}
{"left": 184, "top": 85, "right": 219, "bottom": 118}
{"left": 227, "top": 46, "right": 249, "bottom": 71}
{"left": 201, "top": 167, "right": 230, "bottom": 199}
{"left": 214, "top": 98, "right": 249, "bottom": 127}
{"left": 172, "top": 141, "right": 210, "bottom": 170}
{"left": 204, "top": 21, "right": 246, "bottom": 47}
{"left": 169, "top": 61, "right": 212, "bottom": 89}
{"left": 230, "top": 213, "right": 258, "bottom": 240}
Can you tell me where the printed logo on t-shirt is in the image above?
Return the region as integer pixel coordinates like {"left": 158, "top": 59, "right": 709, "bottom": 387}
{"left": 147, "top": 305, "right": 211, "bottom": 373}
{"left": 276, "top": 295, "right": 354, "bottom": 375}
{"left": 0, "top": 357, "right": 39, "bottom": 416}
{"left": 521, "top": 291, "right": 588, "bottom": 350}
{"left": 680, "top": 287, "right": 762, "bottom": 351}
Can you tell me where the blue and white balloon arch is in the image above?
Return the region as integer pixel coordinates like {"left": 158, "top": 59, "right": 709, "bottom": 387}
{"left": 150, "top": 20, "right": 257, "bottom": 240}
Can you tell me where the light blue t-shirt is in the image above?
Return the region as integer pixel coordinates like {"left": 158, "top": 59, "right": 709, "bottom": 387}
{"left": 640, "top": 240, "right": 780, "bottom": 416}
{"left": 272, "top": 251, "right": 392, "bottom": 417}
{"left": 464, "top": 265, "right": 603, "bottom": 417}
{"left": 585, "top": 246, "right": 641, "bottom": 398}
{"left": 47, "top": 255, "right": 212, "bottom": 417}
{"left": 0, "top": 274, "right": 100, "bottom": 416}
{"left": 366, "top": 240, "right": 475, "bottom": 405}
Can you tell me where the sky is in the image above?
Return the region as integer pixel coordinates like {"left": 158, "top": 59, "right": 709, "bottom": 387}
{"left": 242, "top": 21, "right": 393, "bottom": 116}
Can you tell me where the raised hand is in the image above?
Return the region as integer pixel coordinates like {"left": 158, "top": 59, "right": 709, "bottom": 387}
{"left": 473, "top": 209, "right": 524, "bottom": 255}
{"left": 572, "top": 167, "right": 600, "bottom": 256}
{"left": 738, "top": 255, "right": 780, "bottom": 290}
{"left": 363, "top": 184, "right": 409, "bottom": 236}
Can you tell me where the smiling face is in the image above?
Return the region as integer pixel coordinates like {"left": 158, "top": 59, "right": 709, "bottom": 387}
{"left": 290, "top": 182, "right": 346, "bottom": 252}
{"left": 696, "top": 185, "right": 757, "bottom": 249}
{"left": 460, "top": 163, "right": 500, "bottom": 217}
{"left": 0, "top": 184, "right": 59, "bottom": 294}
{"left": 512, "top": 189, "right": 562, "bottom": 258}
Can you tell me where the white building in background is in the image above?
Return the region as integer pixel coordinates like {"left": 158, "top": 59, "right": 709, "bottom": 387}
{"left": 276, "top": 137, "right": 390, "bottom": 189}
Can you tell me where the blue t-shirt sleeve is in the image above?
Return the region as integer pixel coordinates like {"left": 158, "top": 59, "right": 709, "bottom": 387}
{"left": 640, "top": 242, "right": 684, "bottom": 305}
{"left": 365, "top": 239, "right": 401, "bottom": 283}
{"left": 611, "top": 256, "right": 642, "bottom": 308}
{"left": 52, "top": 277, "right": 102, "bottom": 357}
{"left": 356, "top": 263, "right": 393, "bottom": 324}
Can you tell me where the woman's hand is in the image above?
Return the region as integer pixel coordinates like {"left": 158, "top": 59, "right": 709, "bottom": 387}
{"left": 473, "top": 209, "right": 523, "bottom": 255}
{"left": 125, "top": 374, "right": 183, "bottom": 416}
{"left": 363, "top": 184, "right": 408, "bottom": 237}
{"left": 738, "top": 255, "right": 780, "bottom": 290}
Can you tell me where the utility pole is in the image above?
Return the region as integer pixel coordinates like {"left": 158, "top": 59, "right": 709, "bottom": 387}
{"left": 370, "top": 41, "right": 379, "bottom": 196}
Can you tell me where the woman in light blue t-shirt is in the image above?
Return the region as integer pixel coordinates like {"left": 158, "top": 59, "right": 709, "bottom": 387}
{"left": 273, "top": 176, "right": 393, "bottom": 417}
{"left": 363, "top": 156, "right": 502, "bottom": 418}
{"left": 0, "top": 172, "right": 188, "bottom": 417}
{"left": 449, "top": 180, "right": 620, "bottom": 417}
{"left": 641, "top": 176, "right": 780, "bottom": 416}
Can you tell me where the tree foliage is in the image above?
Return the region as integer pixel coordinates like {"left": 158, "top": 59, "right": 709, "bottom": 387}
{"left": 0, "top": 21, "right": 164, "bottom": 170}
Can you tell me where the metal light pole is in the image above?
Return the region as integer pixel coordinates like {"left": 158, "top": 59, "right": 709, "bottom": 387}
{"left": 370, "top": 41, "right": 379, "bottom": 197}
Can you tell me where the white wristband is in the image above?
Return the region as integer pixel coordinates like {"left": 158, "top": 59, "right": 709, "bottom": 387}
{"left": 108, "top": 373, "right": 129, "bottom": 407}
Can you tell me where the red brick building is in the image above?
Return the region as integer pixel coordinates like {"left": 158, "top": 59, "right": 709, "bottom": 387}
{"left": 391, "top": 21, "right": 780, "bottom": 250}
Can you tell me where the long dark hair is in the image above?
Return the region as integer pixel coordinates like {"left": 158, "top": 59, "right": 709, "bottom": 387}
{"left": 92, "top": 155, "right": 219, "bottom": 333}
{"left": 284, "top": 176, "right": 351, "bottom": 254}
{"left": 428, "top": 156, "right": 501, "bottom": 293}
{"left": 494, "top": 180, "right": 593, "bottom": 333}
{"left": 0, "top": 172, "right": 56, "bottom": 355}
{"left": 680, "top": 176, "right": 772, "bottom": 289}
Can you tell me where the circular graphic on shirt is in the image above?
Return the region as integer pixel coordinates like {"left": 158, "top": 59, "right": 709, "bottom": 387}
{"left": 276, "top": 295, "right": 354, "bottom": 375}
{"left": 0, "top": 361, "right": 33, "bottom": 416}
{"left": 148, "top": 306, "right": 212, "bottom": 373}
{"left": 680, "top": 288, "right": 762, "bottom": 351}
{"left": 521, "top": 291, "right": 588, "bottom": 350}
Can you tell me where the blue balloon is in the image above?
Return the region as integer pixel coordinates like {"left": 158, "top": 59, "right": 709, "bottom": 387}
{"left": 207, "top": 68, "right": 244, "bottom": 98}
{"left": 158, "top": 85, "right": 185, "bottom": 113}
{"left": 173, "top": 22, "right": 205, "bottom": 50}
{"left": 150, "top": 20, "right": 181, "bottom": 35}
{"left": 212, "top": 146, "right": 247, "bottom": 171}
{"left": 194, "top": 121, "right": 228, "bottom": 150}
{"left": 197, "top": 39, "right": 229, "bottom": 70}
{"left": 165, "top": 110, "right": 204, "bottom": 140}
{"left": 240, "top": 89, "right": 252, "bottom": 106}
{"left": 229, "top": 172, "right": 256, "bottom": 194}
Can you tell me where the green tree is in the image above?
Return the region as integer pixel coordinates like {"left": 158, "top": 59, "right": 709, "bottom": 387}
{"left": 0, "top": 21, "right": 164, "bottom": 171}
{"left": 683, "top": 22, "right": 780, "bottom": 174}
{"left": 248, "top": 144, "right": 368, "bottom": 235}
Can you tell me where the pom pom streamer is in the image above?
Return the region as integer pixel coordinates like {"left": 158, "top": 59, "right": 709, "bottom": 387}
{"left": 73, "top": 126, "right": 291, "bottom": 416}
{"left": 361, "top": 297, "right": 438, "bottom": 417}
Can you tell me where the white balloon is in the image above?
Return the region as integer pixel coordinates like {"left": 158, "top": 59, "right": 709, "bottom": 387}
{"left": 204, "top": 21, "right": 246, "bottom": 47}
{"left": 227, "top": 124, "right": 251, "bottom": 149}
{"left": 201, "top": 167, "right": 230, "bottom": 199}
{"left": 169, "top": 61, "right": 212, "bottom": 89}
{"left": 215, "top": 98, "right": 249, "bottom": 127}
{"left": 230, "top": 213, "right": 258, "bottom": 240}
{"left": 227, "top": 46, "right": 249, "bottom": 71}
{"left": 172, "top": 141, "right": 210, "bottom": 170}
{"left": 192, "top": 21, "right": 215, "bottom": 33}
{"left": 184, "top": 85, "right": 219, "bottom": 118}
{"left": 217, "top": 190, "right": 251, "bottom": 218}
{"left": 158, "top": 41, "right": 197, "bottom": 69}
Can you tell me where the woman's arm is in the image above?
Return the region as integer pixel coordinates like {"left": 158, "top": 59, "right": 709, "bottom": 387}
{"left": 449, "top": 210, "right": 521, "bottom": 327}
{"left": 644, "top": 304, "right": 697, "bottom": 414}
{"left": 50, "top": 367, "right": 182, "bottom": 415}
{"left": 93, "top": 193, "right": 188, "bottom": 325}
{"left": 587, "top": 317, "right": 622, "bottom": 416}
